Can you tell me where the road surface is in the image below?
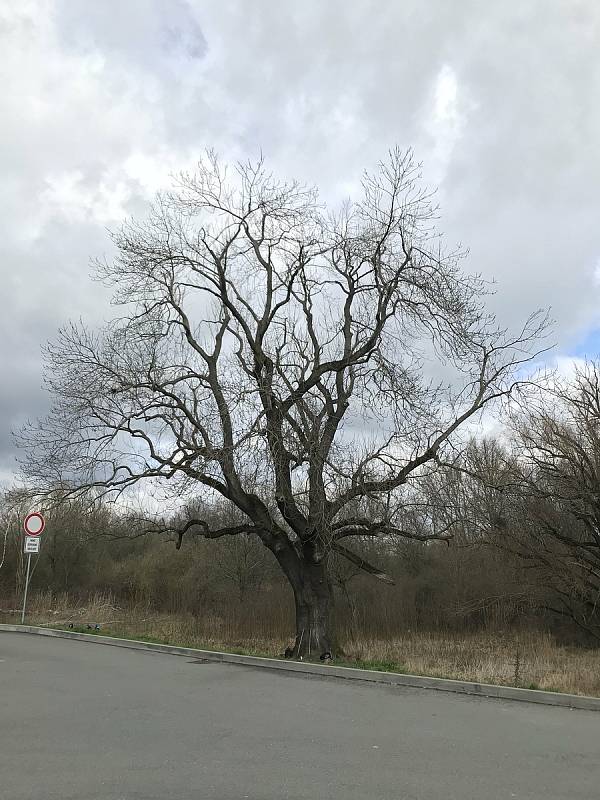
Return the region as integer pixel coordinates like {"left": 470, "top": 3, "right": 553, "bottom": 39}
{"left": 1, "top": 631, "right": 598, "bottom": 799}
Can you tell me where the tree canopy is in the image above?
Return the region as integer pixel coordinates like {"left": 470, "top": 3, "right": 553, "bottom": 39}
{"left": 19, "top": 149, "right": 548, "bottom": 656}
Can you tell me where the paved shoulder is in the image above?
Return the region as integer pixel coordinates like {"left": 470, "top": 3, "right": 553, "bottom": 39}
{"left": 1, "top": 632, "right": 598, "bottom": 800}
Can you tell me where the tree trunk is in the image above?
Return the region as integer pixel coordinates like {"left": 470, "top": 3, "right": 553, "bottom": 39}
{"left": 274, "top": 543, "right": 335, "bottom": 660}
{"left": 292, "top": 559, "right": 334, "bottom": 658}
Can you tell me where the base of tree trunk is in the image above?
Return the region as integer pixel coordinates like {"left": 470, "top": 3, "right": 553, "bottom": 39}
{"left": 274, "top": 542, "right": 336, "bottom": 661}
{"left": 290, "top": 563, "right": 335, "bottom": 660}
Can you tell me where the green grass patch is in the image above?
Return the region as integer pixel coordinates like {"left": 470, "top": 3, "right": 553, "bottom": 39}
{"left": 321, "top": 657, "right": 408, "bottom": 674}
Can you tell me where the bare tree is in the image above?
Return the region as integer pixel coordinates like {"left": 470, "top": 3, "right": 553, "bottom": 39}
{"left": 447, "top": 364, "right": 600, "bottom": 642}
{"left": 18, "top": 149, "right": 547, "bottom": 658}
{"left": 503, "top": 363, "right": 600, "bottom": 639}
{"left": 0, "top": 489, "right": 30, "bottom": 601}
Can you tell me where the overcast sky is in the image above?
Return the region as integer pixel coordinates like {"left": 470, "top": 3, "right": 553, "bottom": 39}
{"left": 1, "top": 0, "right": 600, "bottom": 487}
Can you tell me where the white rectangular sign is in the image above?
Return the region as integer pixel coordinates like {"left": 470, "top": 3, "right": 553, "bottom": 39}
{"left": 24, "top": 536, "right": 40, "bottom": 554}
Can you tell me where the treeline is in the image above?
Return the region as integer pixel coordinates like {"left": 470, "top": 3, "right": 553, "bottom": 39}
{"left": 0, "top": 499, "right": 529, "bottom": 639}
{"left": 0, "top": 494, "right": 588, "bottom": 644}
{"left": 3, "top": 361, "right": 600, "bottom": 646}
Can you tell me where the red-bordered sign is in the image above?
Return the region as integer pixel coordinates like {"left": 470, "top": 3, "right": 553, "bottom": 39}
{"left": 24, "top": 512, "right": 45, "bottom": 537}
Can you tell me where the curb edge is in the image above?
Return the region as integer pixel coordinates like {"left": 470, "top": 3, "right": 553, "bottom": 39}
{"left": 2, "top": 624, "right": 599, "bottom": 712}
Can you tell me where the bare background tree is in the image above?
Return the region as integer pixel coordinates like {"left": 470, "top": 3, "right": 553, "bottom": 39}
{"left": 18, "top": 149, "right": 547, "bottom": 658}
{"left": 462, "top": 363, "right": 600, "bottom": 641}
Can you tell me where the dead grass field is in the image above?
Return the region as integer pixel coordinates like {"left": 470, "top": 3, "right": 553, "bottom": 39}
{"left": 3, "top": 590, "right": 600, "bottom": 698}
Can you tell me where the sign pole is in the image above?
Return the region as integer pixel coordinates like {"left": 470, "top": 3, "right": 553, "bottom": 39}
{"left": 21, "top": 512, "right": 45, "bottom": 625}
{"left": 21, "top": 553, "right": 32, "bottom": 624}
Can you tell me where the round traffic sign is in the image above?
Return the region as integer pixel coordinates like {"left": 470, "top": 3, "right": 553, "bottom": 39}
{"left": 24, "top": 512, "right": 45, "bottom": 537}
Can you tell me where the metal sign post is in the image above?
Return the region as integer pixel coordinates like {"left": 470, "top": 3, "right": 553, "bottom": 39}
{"left": 21, "top": 513, "right": 45, "bottom": 624}
{"left": 21, "top": 552, "right": 32, "bottom": 624}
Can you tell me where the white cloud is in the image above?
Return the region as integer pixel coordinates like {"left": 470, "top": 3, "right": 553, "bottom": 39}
{"left": 1, "top": 0, "right": 600, "bottom": 485}
{"left": 40, "top": 170, "right": 131, "bottom": 225}
{"left": 552, "top": 354, "right": 588, "bottom": 381}
{"left": 423, "top": 64, "right": 471, "bottom": 185}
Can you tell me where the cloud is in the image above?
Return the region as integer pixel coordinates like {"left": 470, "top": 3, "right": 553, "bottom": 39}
{"left": 1, "top": 0, "right": 600, "bottom": 485}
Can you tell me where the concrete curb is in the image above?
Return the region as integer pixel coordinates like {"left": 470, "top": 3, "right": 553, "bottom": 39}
{"left": 2, "top": 624, "right": 599, "bottom": 712}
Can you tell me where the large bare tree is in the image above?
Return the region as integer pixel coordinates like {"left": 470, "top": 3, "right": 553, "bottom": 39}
{"left": 19, "top": 150, "right": 547, "bottom": 658}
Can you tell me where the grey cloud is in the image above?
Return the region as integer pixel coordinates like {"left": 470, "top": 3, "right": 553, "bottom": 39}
{"left": 1, "top": 0, "right": 599, "bottom": 486}
{"left": 55, "top": 0, "right": 206, "bottom": 69}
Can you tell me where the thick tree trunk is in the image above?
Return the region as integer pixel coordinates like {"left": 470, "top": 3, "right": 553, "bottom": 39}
{"left": 274, "top": 543, "right": 335, "bottom": 660}
{"left": 292, "top": 559, "right": 334, "bottom": 659}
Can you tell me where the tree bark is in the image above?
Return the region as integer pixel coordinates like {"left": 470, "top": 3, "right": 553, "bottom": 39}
{"left": 274, "top": 542, "right": 335, "bottom": 659}
{"left": 291, "top": 559, "right": 334, "bottom": 658}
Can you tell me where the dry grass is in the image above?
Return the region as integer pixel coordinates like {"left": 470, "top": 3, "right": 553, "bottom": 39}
{"left": 4, "top": 590, "right": 600, "bottom": 698}
{"left": 2, "top": 590, "right": 288, "bottom": 657}
{"left": 340, "top": 632, "right": 600, "bottom": 696}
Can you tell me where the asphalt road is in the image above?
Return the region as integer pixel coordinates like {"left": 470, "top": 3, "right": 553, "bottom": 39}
{"left": 1, "top": 632, "right": 599, "bottom": 800}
